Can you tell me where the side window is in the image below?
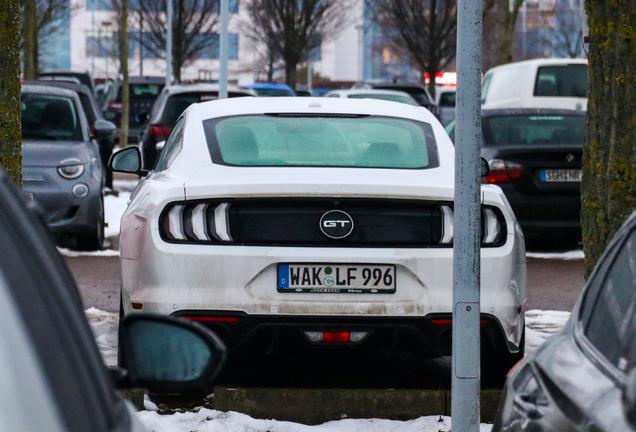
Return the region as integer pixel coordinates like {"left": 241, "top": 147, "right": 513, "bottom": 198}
{"left": 155, "top": 117, "right": 185, "bottom": 172}
{"left": 481, "top": 74, "right": 492, "bottom": 105}
{"left": 584, "top": 229, "right": 636, "bottom": 370}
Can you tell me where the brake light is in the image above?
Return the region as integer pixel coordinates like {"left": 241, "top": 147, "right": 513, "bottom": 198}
{"left": 150, "top": 125, "right": 173, "bottom": 139}
{"left": 484, "top": 159, "right": 524, "bottom": 184}
{"left": 304, "top": 331, "right": 368, "bottom": 343}
{"left": 107, "top": 101, "right": 122, "bottom": 110}
{"left": 323, "top": 332, "right": 351, "bottom": 342}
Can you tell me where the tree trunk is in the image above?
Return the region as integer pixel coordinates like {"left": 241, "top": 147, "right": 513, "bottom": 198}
{"left": 0, "top": 0, "right": 22, "bottom": 185}
{"left": 581, "top": 0, "right": 636, "bottom": 277}
{"left": 285, "top": 59, "right": 297, "bottom": 91}
{"left": 497, "top": 0, "right": 523, "bottom": 65}
{"left": 23, "top": 0, "right": 37, "bottom": 80}
{"left": 119, "top": 0, "right": 130, "bottom": 147}
{"left": 34, "top": 29, "right": 39, "bottom": 76}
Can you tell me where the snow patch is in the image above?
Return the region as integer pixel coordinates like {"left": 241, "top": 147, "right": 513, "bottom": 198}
{"left": 136, "top": 408, "right": 493, "bottom": 432}
{"left": 85, "top": 307, "right": 118, "bottom": 367}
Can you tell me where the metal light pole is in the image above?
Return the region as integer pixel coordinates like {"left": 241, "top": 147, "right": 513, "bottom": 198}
{"left": 166, "top": 0, "right": 173, "bottom": 87}
{"left": 451, "top": 0, "right": 482, "bottom": 427}
{"left": 139, "top": 12, "right": 144, "bottom": 76}
{"left": 218, "top": 0, "right": 229, "bottom": 98}
{"left": 307, "top": 61, "right": 312, "bottom": 93}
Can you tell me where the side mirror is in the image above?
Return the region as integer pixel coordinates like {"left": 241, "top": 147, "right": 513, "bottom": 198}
{"left": 156, "top": 140, "right": 166, "bottom": 151}
{"left": 93, "top": 119, "right": 117, "bottom": 139}
{"left": 109, "top": 146, "right": 147, "bottom": 176}
{"left": 116, "top": 315, "right": 227, "bottom": 392}
{"left": 135, "top": 112, "right": 148, "bottom": 124}
{"left": 481, "top": 157, "right": 490, "bottom": 178}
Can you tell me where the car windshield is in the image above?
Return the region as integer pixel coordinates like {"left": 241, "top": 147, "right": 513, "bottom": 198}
{"left": 483, "top": 115, "right": 585, "bottom": 145}
{"left": 252, "top": 88, "right": 293, "bottom": 97}
{"left": 203, "top": 115, "right": 439, "bottom": 169}
{"left": 347, "top": 94, "right": 419, "bottom": 106}
{"left": 21, "top": 93, "right": 83, "bottom": 141}
{"left": 534, "top": 65, "right": 588, "bottom": 98}
{"left": 439, "top": 91, "right": 455, "bottom": 107}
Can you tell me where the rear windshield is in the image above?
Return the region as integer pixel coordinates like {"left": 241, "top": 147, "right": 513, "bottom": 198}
{"left": 118, "top": 83, "right": 164, "bottom": 101}
{"left": 203, "top": 115, "right": 439, "bottom": 169}
{"left": 347, "top": 93, "right": 419, "bottom": 106}
{"left": 252, "top": 88, "right": 292, "bottom": 97}
{"left": 21, "top": 93, "right": 83, "bottom": 141}
{"left": 439, "top": 91, "right": 455, "bottom": 107}
{"left": 160, "top": 92, "right": 252, "bottom": 125}
{"left": 483, "top": 115, "right": 585, "bottom": 146}
{"left": 534, "top": 65, "right": 588, "bottom": 98}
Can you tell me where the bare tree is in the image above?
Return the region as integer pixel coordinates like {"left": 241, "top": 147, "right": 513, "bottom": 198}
{"left": 0, "top": 0, "right": 22, "bottom": 185}
{"left": 119, "top": 0, "right": 219, "bottom": 82}
{"left": 371, "top": 0, "right": 457, "bottom": 96}
{"left": 549, "top": 0, "right": 585, "bottom": 58}
{"left": 23, "top": 0, "right": 37, "bottom": 80}
{"left": 246, "top": 0, "right": 350, "bottom": 90}
{"left": 495, "top": 0, "right": 524, "bottom": 64}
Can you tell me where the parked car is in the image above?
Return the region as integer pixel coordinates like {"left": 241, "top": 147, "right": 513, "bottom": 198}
{"left": 111, "top": 97, "right": 527, "bottom": 383}
{"left": 137, "top": 83, "right": 256, "bottom": 170}
{"left": 103, "top": 76, "right": 165, "bottom": 143}
{"left": 244, "top": 83, "right": 295, "bottom": 96}
{"left": 28, "top": 79, "right": 117, "bottom": 188}
{"left": 481, "top": 58, "right": 588, "bottom": 111}
{"left": 446, "top": 108, "right": 584, "bottom": 243}
{"left": 494, "top": 209, "right": 636, "bottom": 431}
{"left": 324, "top": 89, "right": 420, "bottom": 106}
{"left": 0, "top": 166, "right": 226, "bottom": 431}
{"left": 40, "top": 71, "right": 96, "bottom": 95}
{"left": 354, "top": 81, "right": 439, "bottom": 116}
{"left": 435, "top": 87, "right": 455, "bottom": 127}
{"left": 21, "top": 84, "right": 113, "bottom": 250}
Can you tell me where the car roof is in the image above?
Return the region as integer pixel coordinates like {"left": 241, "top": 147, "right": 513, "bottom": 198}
{"left": 244, "top": 83, "right": 293, "bottom": 90}
{"left": 165, "top": 83, "right": 256, "bottom": 95}
{"left": 22, "top": 84, "right": 81, "bottom": 98}
{"left": 328, "top": 89, "right": 417, "bottom": 97}
{"left": 485, "top": 58, "right": 588, "bottom": 74}
{"left": 25, "top": 80, "right": 92, "bottom": 96}
{"left": 481, "top": 108, "right": 587, "bottom": 117}
{"left": 128, "top": 75, "right": 165, "bottom": 84}
{"left": 195, "top": 96, "right": 438, "bottom": 123}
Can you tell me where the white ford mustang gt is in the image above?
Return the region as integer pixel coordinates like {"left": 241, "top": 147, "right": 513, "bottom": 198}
{"left": 111, "top": 97, "right": 527, "bottom": 380}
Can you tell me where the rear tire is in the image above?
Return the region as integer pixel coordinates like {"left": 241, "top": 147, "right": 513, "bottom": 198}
{"left": 75, "top": 195, "right": 104, "bottom": 251}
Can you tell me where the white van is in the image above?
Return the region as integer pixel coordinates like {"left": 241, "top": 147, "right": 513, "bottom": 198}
{"left": 481, "top": 58, "right": 587, "bottom": 111}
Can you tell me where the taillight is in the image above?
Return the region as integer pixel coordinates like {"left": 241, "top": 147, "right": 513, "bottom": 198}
{"left": 438, "top": 204, "right": 507, "bottom": 246}
{"left": 107, "top": 101, "right": 122, "bottom": 110}
{"left": 160, "top": 201, "right": 233, "bottom": 243}
{"left": 150, "top": 125, "right": 173, "bottom": 139}
{"left": 304, "top": 331, "right": 368, "bottom": 343}
{"left": 483, "top": 159, "right": 524, "bottom": 184}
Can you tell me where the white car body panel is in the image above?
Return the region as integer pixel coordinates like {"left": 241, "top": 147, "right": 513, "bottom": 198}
{"left": 119, "top": 97, "right": 527, "bottom": 353}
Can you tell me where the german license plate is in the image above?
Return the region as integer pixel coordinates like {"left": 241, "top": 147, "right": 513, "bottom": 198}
{"left": 278, "top": 264, "right": 396, "bottom": 294}
{"left": 541, "top": 169, "right": 581, "bottom": 182}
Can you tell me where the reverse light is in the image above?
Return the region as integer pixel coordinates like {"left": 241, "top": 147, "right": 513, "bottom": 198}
{"left": 304, "top": 331, "right": 368, "bottom": 343}
{"left": 161, "top": 201, "right": 234, "bottom": 243}
{"left": 483, "top": 159, "right": 524, "bottom": 184}
{"left": 57, "top": 159, "right": 85, "bottom": 179}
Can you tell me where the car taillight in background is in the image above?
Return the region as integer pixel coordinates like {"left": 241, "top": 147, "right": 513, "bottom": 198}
{"left": 483, "top": 159, "right": 525, "bottom": 184}
{"left": 150, "top": 125, "right": 173, "bottom": 140}
{"left": 107, "top": 101, "right": 122, "bottom": 110}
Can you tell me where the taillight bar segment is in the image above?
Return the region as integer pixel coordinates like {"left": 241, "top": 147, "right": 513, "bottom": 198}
{"left": 161, "top": 201, "right": 234, "bottom": 243}
{"left": 438, "top": 204, "right": 507, "bottom": 247}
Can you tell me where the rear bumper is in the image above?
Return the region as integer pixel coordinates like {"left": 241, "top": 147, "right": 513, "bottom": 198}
{"left": 171, "top": 311, "right": 517, "bottom": 358}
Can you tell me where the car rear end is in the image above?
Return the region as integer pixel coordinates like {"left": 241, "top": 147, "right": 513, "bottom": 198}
{"left": 481, "top": 109, "right": 584, "bottom": 240}
{"left": 121, "top": 99, "right": 525, "bottom": 378}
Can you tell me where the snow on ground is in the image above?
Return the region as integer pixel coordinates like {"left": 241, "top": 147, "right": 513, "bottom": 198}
{"left": 105, "top": 191, "right": 131, "bottom": 239}
{"left": 526, "top": 250, "right": 584, "bottom": 260}
{"left": 57, "top": 248, "right": 120, "bottom": 257}
{"left": 137, "top": 408, "right": 493, "bottom": 432}
{"left": 85, "top": 308, "right": 570, "bottom": 432}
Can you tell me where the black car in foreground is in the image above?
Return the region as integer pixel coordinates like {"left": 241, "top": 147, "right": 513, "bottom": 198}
{"left": 494, "top": 209, "right": 636, "bottom": 431}
{"left": 447, "top": 108, "right": 585, "bottom": 244}
{"left": 0, "top": 167, "right": 226, "bottom": 431}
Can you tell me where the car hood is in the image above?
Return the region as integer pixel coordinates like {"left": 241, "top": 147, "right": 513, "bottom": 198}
{"left": 22, "top": 140, "right": 95, "bottom": 168}
{"left": 183, "top": 165, "right": 456, "bottom": 201}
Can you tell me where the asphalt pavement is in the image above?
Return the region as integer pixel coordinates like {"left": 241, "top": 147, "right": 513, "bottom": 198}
{"left": 65, "top": 255, "right": 586, "bottom": 313}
